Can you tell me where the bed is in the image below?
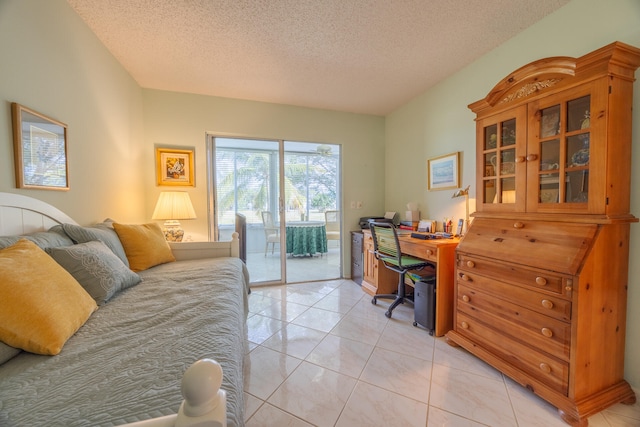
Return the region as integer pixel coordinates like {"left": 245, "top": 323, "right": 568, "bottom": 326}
{"left": 0, "top": 192, "right": 249, "bottom": 427}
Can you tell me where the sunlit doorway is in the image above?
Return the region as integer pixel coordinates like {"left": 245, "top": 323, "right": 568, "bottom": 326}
{"left": 209, "top": 136, "right": 341, "bottom": 285}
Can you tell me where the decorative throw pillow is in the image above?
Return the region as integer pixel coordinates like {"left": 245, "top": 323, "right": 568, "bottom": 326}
{"left": 62, "top": 222, "right": 130, "bottom": 267}
{"left": 113, "top": 222, "right": 175, "bottom": 272}
{"left": 0, "top": 239, "right": 97, "bottom": 355}
{"left": 47, "top": 241, "right": 142, "bottom": 305}
{"left": 0, "top": 227, "right": 74, "bottom": 250}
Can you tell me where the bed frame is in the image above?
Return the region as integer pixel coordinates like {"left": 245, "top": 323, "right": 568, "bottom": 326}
{"left": 0, "top": 191, "right": 238, "bottom": 427}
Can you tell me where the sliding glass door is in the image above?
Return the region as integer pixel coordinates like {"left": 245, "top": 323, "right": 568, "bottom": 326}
{"left": 209, "top": 136, "right": 341, "bottom": 285}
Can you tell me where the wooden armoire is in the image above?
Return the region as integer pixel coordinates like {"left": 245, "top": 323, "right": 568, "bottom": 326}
{"left": 445, "top": 42, "right": 640, "bottom": 426}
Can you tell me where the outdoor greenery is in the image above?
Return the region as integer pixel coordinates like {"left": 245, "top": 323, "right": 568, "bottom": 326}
{"left": 216, "top": 148, "right": 338, "bottom": 225}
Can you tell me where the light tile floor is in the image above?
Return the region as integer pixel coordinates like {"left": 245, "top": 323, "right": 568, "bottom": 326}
{"left": 243, "top": 279, "right": 640, "bottom": 427}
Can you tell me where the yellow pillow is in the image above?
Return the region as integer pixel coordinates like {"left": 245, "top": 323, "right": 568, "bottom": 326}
{"left": 113, "top": 222, "right": 175, "bottom": 272}
{"left": 0, "top": 239, "right": 97, "bottom": 355}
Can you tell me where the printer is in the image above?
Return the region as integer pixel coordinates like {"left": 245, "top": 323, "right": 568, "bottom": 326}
{"left": 359, "top": 212, "right": 398, "bottom": 229}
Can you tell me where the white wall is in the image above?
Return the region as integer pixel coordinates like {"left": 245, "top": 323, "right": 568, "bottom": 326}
{"left": 0, "top": 0, "right": 146, "bottom": 224}
{"left": 142, "top": 89, "right": 385, "bottom": 273}
{"left": 385, "top": 0, "right": 640, "bottom": 389}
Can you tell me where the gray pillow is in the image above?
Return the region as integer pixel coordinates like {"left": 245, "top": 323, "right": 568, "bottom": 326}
{"left": 0, "top": 228, "right": 74, "bottom": 250}
{"left": 47, "top": 241, "right": 141, "bottom": 305}
{"left": 0, "top": 341, "right": 21, "bottom": 365}
{"left": 62, "top": 222, "right": 129, "bottom": 267}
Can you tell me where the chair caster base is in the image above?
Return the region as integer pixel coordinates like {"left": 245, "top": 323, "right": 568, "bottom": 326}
{"left": 413, "top": 321, "right": 417, "bottom": 327}
{"left": 371, "top": 298, "right": 377, "bottom": 305}
{"left": 385, "top": 310, "right": 392, "bottom": 318}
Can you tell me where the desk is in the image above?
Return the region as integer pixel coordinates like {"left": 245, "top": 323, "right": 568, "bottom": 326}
{"left": 286, "top": 221, "right": 327, "bottom": 256}
{"left": 361, "top": 230, "right": 459, "bottom": 336}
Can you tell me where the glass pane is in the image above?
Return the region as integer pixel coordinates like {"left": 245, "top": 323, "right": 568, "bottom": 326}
{"left": 567, "top": 135, "right": 589, "bottom": 168}
{"left": 214, "top": 138, "right": 282, "bottom": 284}
{"left": 500, "top": 177, "right": 516, "bottom": 203}
{"left": 484, "top": 153, "right": 496, "bottom": 177}
{"left": 540, "top": 173, "right": 560, "bottom": 204}
{"left": 567, "top": 170, "right": 588, "bottom": 203}
{"left": 501, "top": 119, "right": 516, "bottom": 146}
{"left": 540, "top": 139, "right": 560, "bottom": 172}
{"left": 485, "top": 124, "right": 498, "bottom": 150}
{"left": 500, "top": 148, "right": 515, "bottom": 174}
{"left": 567, "top": 96, "right": 590, "bottom": 132}
{"left": 484, "top": 180, "right": 497, "bottom": 204}
{"left": 541, "top": 105, "right": 560, "bottom": 138}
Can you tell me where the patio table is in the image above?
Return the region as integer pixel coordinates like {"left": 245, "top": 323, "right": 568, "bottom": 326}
{"left": 285, "top": 221, "right": 327, "bottom": 256}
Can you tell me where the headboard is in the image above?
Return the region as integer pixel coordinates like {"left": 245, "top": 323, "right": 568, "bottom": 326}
{"left": 0, "top": 192, "right": 78, "bottom": 236}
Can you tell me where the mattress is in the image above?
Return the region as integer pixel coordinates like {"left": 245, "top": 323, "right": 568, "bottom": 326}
{"left": 0, "top": 257, "right": 249, "bottom": 427}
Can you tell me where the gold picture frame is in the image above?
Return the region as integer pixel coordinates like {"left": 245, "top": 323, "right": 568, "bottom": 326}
{"left": 156, "top": 147, "right": 195, "bottom": 186}
{"left": 11, "top": 103, "right": 69, "bottom": 190}
{"left": 428, "top": 152, "right": 460, "bottom": 191}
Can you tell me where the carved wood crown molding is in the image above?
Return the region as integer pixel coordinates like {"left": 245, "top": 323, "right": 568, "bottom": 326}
{"left": 499, "top": 78, "right": 563, "bottom": 104}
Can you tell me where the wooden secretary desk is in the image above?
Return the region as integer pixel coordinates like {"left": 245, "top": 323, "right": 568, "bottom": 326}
{"left": 446, "top": 42, "right": 640, "bottom": 426}
{"left": 362, "top": 229, "right": 458, "bottom": 337}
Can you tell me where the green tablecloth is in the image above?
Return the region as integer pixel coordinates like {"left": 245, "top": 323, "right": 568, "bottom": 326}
{"left": 286, "top": 221, "right": 327, "bottom": 256}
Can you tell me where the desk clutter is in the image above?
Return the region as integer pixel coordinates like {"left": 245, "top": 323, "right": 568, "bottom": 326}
{"left": 410, "top": 232, "right": 453, "bottom": 240}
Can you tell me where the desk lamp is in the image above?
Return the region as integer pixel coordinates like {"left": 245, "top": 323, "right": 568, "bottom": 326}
{"left": 152, "top": 191, "right": 197, "bottom": 242}
{"left": 451, "top": 185, "right": 470, "bottom": 235}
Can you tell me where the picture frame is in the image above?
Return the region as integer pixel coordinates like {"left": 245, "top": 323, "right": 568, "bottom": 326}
{"left": 428, "top": 152, "right": 460, "bottom": 191}
{"left": 11, "top": 103, "right": 69, "bottom": 190}
{"left": 156, "top": 147, "right": 195, "bottom": 186}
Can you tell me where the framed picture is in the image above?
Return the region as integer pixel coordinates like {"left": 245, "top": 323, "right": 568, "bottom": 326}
{"left": 156, "top": 147, "right": 195, "bottom": 186}
{"left": 428, "top": 152, "right": 460, "bottom": 191}
{"left": 11, "top": 103, "right": 69, "bottom": 190}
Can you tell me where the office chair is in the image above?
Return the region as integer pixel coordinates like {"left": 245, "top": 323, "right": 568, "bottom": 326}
{"left": 369, "top": 222, "right": 435, "bottom": 318}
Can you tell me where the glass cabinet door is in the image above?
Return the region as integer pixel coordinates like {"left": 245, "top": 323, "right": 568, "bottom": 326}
{"left": 528, "top": 92, "right": 590, "bottom": 211}
{"left": 477, "top": 106, "right": 526, "bottom": 212}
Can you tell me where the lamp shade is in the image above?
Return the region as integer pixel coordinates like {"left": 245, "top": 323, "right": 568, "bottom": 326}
{"left": 152, "top": 192, "right": 197, "bottom": 220}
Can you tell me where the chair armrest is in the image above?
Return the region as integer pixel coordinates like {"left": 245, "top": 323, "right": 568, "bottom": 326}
{"left": 169, "top": 232, "right": 239, "bottom": 261}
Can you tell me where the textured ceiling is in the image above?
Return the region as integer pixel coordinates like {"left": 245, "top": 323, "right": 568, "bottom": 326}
{"left": 66, "top": 0, "right": 570, "bottom": 116}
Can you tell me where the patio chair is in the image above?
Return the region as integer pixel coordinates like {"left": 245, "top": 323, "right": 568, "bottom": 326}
{"left": 261, "top": 211, "right": 280, "bottom": 256}
{"left": 325, "top": 210, "right": 340, "bottom": 246}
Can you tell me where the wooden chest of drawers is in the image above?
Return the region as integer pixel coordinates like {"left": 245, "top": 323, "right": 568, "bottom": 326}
{"left": 447, "top": 217, "right": 635, "bottom": 425}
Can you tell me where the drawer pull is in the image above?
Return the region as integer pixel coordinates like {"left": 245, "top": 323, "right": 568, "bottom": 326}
{"left": 541, "top": 299, "right": 554, "bottom": 309}
{"left": 426, "top": 250, "right": 433, "bottom": 256}
{"left": 461, "top": 321, "right": 469, "bottom": 329}
{"left": 513, "top": 222, "right": 525, "bottom": 229}
{"left": 461, "top": 274, "right": 472, "bottom": 282}
{"left": 541, "top": 327, "right": 553, "bottom": 338}
{"left": 462, "top": 295, "right": 470, "bottom": 302}
{"left": 466, "top": 260, "right": 475, "bottom": 268}
{"left": 539, "top": 363, "right": 552, "bottom": 374}
{"left": 535, "top": 276, "right": 548, "bottom": 286}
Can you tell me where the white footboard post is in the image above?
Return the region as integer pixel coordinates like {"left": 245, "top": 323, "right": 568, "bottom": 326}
{"left": 175, "top": 359, "right": 227, "bottom": 427}
{"left": 229, "top": 232, "right": 239, "bottom": 258}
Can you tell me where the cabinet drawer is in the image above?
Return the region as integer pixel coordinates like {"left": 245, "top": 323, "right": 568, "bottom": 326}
{"left": 457, "top": 283, "right": 571, "bottom": 361}
{"left": 400, "top": 240, "right": 438, "bottom": 263}
{"left": 456, "top": 271, "right": 571, "bottom": 322}
{"left": 457, "top": 254, "right": 569, "bottom": 296}
{"left": 456, "top": 311, "right": 569, "bottom": 394}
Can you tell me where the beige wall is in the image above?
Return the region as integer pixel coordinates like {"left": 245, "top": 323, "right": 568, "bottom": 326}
{"left": 0, "top": 0, "right": 146, "bottom": 224}
{"left": 385, "top": 0, "right": 640, "bottom": 389}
